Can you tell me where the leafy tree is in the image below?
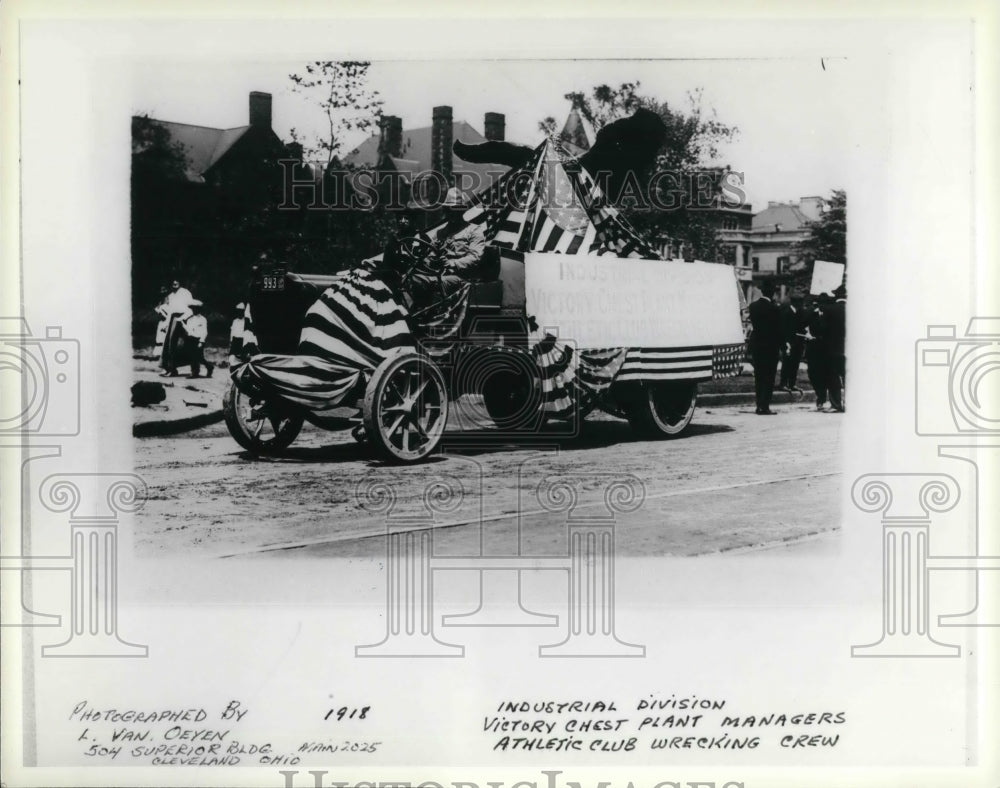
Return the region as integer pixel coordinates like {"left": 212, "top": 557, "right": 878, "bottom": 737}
{"left": 131, "top": 115, "right": 189, "bottom": 181}
{"left": 287, "top": 61, "right": 410, "bottom": 270}
{"left": 538, "top": 116, "right": 558, "bottom": 136}
{"left": 288, "top": 61, "right": 383, "bottom": 167}
{"left": 795, "top": 189, "right": 846, "bottom": 265}
{"left": 130, "top": 115, "right": 193, "bottom": 315}
{"left": 542, "top": 83, "right": 738, "bottom": 261}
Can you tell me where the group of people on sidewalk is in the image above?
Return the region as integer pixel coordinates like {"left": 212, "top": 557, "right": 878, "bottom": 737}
{"left": 748, "top": 280, "right": 846, "bottom": 415}
{"left": 154, "top": 280, "right": 213, "bottom": 379}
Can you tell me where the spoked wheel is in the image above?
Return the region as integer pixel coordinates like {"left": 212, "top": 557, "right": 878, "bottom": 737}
{"left": 223, "top": 381, "right": 304, "bottom": 454}
{"left": 363, "top": 351, "right": 448, "bottom": 463}
{"left": 625, "top": 382, "right": 697, "bottom": 438}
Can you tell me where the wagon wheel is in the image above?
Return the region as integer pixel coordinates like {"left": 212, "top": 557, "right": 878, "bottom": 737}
{"left": 223, "top": 381, "right": 304, "bottom": 454}
{"left": 625, "top": 382, "right": 697, "bottom": 439}
{"left": 363, "top": 351, "right": 448, "bottom": 463}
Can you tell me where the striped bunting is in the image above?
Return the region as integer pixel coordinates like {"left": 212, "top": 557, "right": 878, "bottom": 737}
{"left": 232, "top": 268, "right": 418, "bottom": 412}
{"left": 232, "top": 353, "right": 364, "bottom": 411}
{"left": 617, "top": 346, "right": 715, "bottom": 382}
{"left": 530, "top": 336, "right": 628, "bottom": 417}
{"left": 298, "top": 268, "right": 412, "bottom": 369}
{"left": 238, "top": 303, "right": 260, "bottom": 359}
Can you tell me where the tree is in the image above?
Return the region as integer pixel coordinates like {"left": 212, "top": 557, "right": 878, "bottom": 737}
{"left": 130, "top": 115, "right": 193, "bottom": 314}
{"left": 542, "top": 83, "right": 739, "bottom": 261}
{"left": 795, "top": 189, "right": 847, "bottom": 265}
{"left": 288, "top": 61, "right": 383, "bottom": 168}
{"left": 538, "top": 116, "right": 558, "bottom": 136}
{"left": 287, "top": 61, "right": 403, "bottom": 269}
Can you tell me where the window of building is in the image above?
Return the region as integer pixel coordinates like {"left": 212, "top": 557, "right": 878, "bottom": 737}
{"left": 752, "top": 256, "right": 760, "bottom": 272}
{"left": 777, "top": 255, "right": 789, "bottom": 274}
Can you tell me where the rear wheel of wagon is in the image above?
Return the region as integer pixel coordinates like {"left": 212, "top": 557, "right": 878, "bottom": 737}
{"left": 363, "top": 351, "right": 448, "bottom": 463}
{"left": 625, "top": 382, "right": 697, "bottom": 439}
{"left": 223, "top": 381, "right": 304, "bottom": 454}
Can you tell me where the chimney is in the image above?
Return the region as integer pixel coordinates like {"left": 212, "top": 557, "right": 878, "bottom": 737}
{"left": 249, "top": 91, "right": 272, "bottom": 128}
{"left": 379, "top": 115, "right": 403, "bottom": 158}
{"left": 484, "top": 112, "right": 505, "bottom": 142}
{"left": 432, "top": 105, "right": 453, "bottom": 185}
{"left": 798, "top": 195, "right": 824, "bottom": 221}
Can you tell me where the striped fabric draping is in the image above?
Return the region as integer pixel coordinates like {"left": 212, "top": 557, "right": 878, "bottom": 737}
{"left": 232, "top": 268, "right": 417, "bottom": 411}
{"left": 531, "top": 337, "right": 629, "bottom": 417}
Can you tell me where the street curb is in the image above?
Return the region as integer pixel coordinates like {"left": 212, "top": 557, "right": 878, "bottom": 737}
{"left": 698, "top": 390, "right": 817, "bottom": 407}
{"left": 133, "top": 409, "right": 224, "bottom": 438}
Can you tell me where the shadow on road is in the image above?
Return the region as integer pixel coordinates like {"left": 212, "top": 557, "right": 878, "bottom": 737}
{"left": 236, "top": 442, "right": 451, "bottom": 467}
{"left": 232, "top": 419, "right": 734, "bottom": 465}
{"left": 439, "top": 419, "right": 734, "bottom": 456}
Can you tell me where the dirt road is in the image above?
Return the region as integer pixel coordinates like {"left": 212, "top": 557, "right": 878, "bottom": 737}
{"left": 134, "top": 398, "right": 842, "bottom": 559}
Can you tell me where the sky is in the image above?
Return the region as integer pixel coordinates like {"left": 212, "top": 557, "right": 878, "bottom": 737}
{"left": 131, "top": 57, "right": 854, "bottom": 210}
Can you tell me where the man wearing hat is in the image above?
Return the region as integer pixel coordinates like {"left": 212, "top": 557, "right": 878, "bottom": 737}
{"left": 182, "top": 300, "right": 212, "bottom": 379}
{"left": 406, "top": 188, "right": 489, "bottom": 308}
{"left": 824, "top": 284, "right": 847, "bottom": 411}
{"left": 804, "top": 294, "right": 830, "bottom": 410}
{"left": 748, "top": 280, "right": 783, "bottom": 415}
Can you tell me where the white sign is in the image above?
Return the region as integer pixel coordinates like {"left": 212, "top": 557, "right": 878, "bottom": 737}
{"left": 811, "top": 259, "right": 845, "bottom": 294}
{"left": 525, "top": 253, "right": 745, "bottom": 348}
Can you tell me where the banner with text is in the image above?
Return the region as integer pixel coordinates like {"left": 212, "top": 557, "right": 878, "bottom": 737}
{"left": 525, "top": 253, "right": 745, "bottom": 348}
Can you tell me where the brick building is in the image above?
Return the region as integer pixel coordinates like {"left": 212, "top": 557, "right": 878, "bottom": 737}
{"left": 343, "top": 106, "right": 511, "bottom": 208}
{"left": 131, "top": 91, "right": 302, "bottom": 312}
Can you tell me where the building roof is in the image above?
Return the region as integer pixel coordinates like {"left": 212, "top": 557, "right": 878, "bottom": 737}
{"left": 752, "top": 202, "right": 812, "bottom": 233}
{"left": 344, "top": 120, "right": 509, "bottom": 195}
{"left": 140, "top": 120, "right": 253, "bottom": 183}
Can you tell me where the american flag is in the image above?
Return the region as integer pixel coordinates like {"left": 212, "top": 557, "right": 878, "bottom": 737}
{"left": 712, "top": 343, "right": 745, "bottom": 378}
{"left": 617, "top": 346, "right": 715, "bottom": 382}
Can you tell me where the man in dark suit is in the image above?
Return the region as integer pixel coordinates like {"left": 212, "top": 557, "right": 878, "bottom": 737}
{"left": 804, "top": 294, "right": 830, "bottom": 410}
{"left": 748, "top": 280, "right": 783, "bottom": 414}
{"left": 779, "top": 294, "right": 808, "bottom": 392}
{"left": 824, "top": 285, "right": 847, "bottom": 412}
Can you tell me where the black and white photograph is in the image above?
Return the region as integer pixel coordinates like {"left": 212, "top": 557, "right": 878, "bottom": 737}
{"left": 129, "top": 58, "right": 848, "bottom": 559}
{"left": 2, "top": 6, "right": 998, "bottom": 787}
